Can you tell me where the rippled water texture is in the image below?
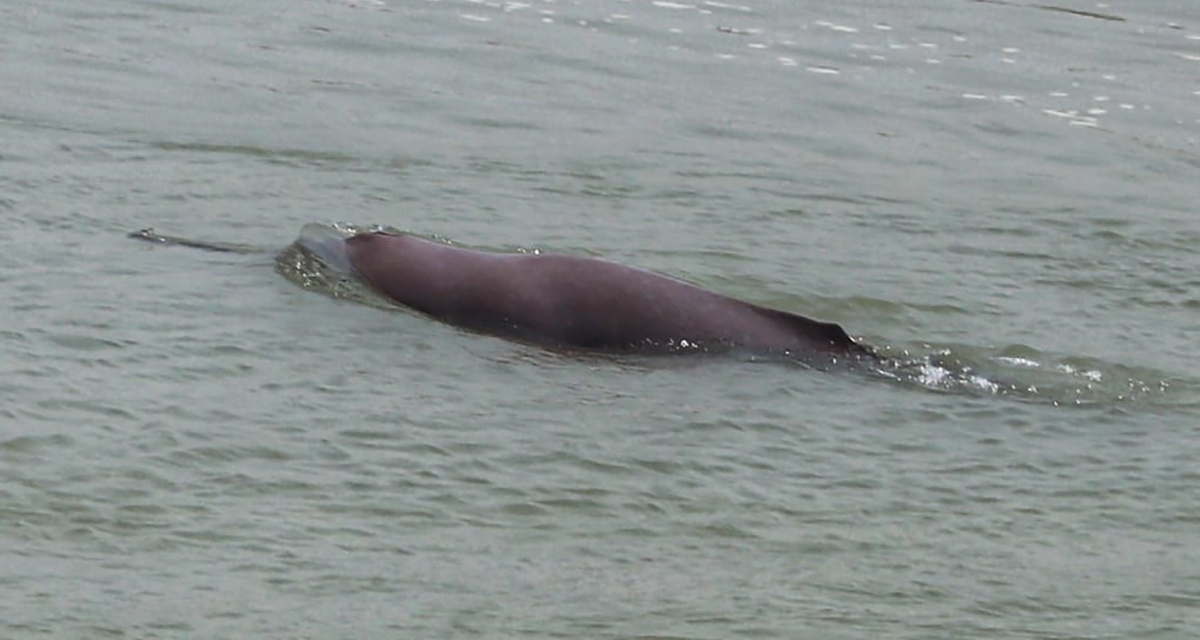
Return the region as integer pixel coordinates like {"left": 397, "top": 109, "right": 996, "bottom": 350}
{"left": 3, "top": 0, "right": 1198, "bottom": 638}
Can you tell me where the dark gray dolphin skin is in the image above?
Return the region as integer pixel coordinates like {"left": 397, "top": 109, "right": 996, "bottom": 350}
{"left": 335, "top": 231, "right": 874, "bottom": 364}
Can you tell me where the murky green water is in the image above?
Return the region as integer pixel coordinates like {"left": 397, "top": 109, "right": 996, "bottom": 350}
{"left": 3, "top": 0, "right": 1198, "bottom": 637}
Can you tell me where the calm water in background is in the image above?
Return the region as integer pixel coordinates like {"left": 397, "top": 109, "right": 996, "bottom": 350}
{"left": 3, "top": 0, "right": 1199, "bottom": 637}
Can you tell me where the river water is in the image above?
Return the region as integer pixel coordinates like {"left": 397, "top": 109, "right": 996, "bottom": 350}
{"left": 3, "top": 0, "right": 1198, "bottom": 638}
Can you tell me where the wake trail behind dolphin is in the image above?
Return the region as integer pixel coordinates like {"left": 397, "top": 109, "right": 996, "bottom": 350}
{"left": 128, "top": 228, "right": 264, "bottom": 254}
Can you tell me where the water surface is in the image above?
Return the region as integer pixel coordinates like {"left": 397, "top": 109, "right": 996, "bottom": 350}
{"left": 2, "top": 0, "right": 1198, "bottom": 637}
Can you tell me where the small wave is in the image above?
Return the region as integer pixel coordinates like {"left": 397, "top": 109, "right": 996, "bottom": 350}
{"left": 274, "top": 222, "right": 389, "bottom": 307}
{"left": 868, "top": 343, "right": 1187, "bottom": 407}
